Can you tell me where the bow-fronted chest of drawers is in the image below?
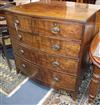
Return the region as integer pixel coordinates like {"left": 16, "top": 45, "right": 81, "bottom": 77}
{"left": 5, "top": 1, "right": 99, "bottom": 99}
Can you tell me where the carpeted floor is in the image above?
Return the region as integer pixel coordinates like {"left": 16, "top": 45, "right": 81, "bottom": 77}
{"left": 0, "top": 55, "right": 28, "bottom": 97}
{"left": 0, "top": 48, "right": 100, "bottom": 105}
{"left": 42, "top": 71, "right": 100, "bottom": 105}
{"left": 0, "top": 51, "right": 50, "bottom": 105}
{"left": 1, "top": 55, "right": 100, "bottom": 105}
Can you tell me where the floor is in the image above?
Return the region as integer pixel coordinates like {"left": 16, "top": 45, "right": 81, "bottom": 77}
{"left": 0, "top": 48, "right": 50, "bottom": 105}
{"left": 0, "top": 79, "right": 49, "bottom": 105}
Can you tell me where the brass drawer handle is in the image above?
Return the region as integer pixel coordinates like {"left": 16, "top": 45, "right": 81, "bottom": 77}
{"left": 52, "top": 44, "right": 60, "bottom": 51}
{"left": 18, "top": 34, "right": 22, "bottom": 40}
{"left": 15, "top": 19, "right": 20, "bottom": 26}
{"left": 53, "top": 76, "right": 59, "bottom": 82}
{"left": 51, "top": 23, "right": 60, "bottom": 34}
{"left": 20, "top": 49, "right": 24, "bottom": 54}
{"left": 51, "top": 76, "right": 60, "bottom": 87}
{"left": 14, "top": 19, "right": 20, "bottom": 30}
{"left": 22, "top": 64, "right": 26, "bottom": 68}
{"left": 52, "top": 61, "right": 60, "bottom": 67}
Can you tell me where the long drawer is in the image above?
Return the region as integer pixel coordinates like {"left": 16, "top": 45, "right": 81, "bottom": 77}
{"left": 15, "top": 55, "right": 38, "bottom": 78}
{"left": 36, "top": 36, "right": 81, "bottom": 58}
{"left": 33, "top": 18, "right": 83, "bottom": 40}
{"left": 35, "top": 68, "right": 77, "bottom": 91}
{"left": 36, "top": 52, "right": 79, "bottom": 76}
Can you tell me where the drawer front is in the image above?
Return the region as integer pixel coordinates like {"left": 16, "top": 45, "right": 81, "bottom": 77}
{"left": 36, "top": 36, "right": 80, "bottom": 58}
{"left": 12, "top": 41, "right": 32, "bottom": 62}
{"left": 6, "top": 13, "right": 32, "bottom": 32}
{"left": 35, "top": 68, "right": 76, "bottom": 90}
{"left": 9, "top": 29, "right": 33, "bottom": 47}
{"left": 37, "top": 19, "right": 83, "bottom": 40}
{"left": 32, "top": 49, "right": 39, "bottom": 64}
{"left": 37, "top": 52, "right": 78, "bottom": 75}
{"left": 15, "top": 56, "right": 38, "bottom": 77}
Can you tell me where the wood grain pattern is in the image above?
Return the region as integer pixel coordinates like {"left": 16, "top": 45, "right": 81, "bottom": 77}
{"left": 11, "top": 41, "right": 32, "bottom": 62}
{"left": 36, "top": 36, "right": 81, "bottom": 58}
{"left": 37, "top": 19, "right": 83, "bottom": 40}
{"left": 88, "top": 66, "right": 100, "bottom": 102}
{"left": 35, "top": 67, "right": 77, "bottom": 90}
{"left": 8, "top": 29, "right": 33, "bottom": 47}
{"left": 88, "top": 33, "right": 100, "bottom": 102}
{"left": 5, "top": 1, "right": 99, "bottom": 22}
{"left": 37, "top": 51, "right": 79, "bottom": 76}
{"left": 96, "top": 10, "right": 100, "bottom": 29}
{"left": 6, "top": 13, "right": 32, "bottom": 33}
{"left": 15, "top": 55, "right": 39, "bottom": 78}
{"left": 5, "top": 1, "right": 99, "bottom": 100}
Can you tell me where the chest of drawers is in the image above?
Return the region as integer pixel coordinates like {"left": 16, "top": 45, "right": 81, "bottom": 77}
{"left": 5, "top": 1, "right": 99, "bottom": 99}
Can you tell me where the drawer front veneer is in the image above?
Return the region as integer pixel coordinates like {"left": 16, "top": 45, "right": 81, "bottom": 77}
{"left": 9, "top": 29, "right": 33, "bottom": 47}
{"left": 36, "top": 36, "right": 81, "bottom": 58}
{"left": 35, "top": 68, "right": 76, "bottom": 90}
{"left": 6, "top": 14, "right": 32, "bottom": 32}
{"left": 12, "top": 42, "right": 32, "bottom": 62}
{"left": 15, "top": 56, "right": 38, "bottom": 77}
{"left": 5, "top": 2, "right": 98, "bottom": 100}
{"left": 37, "top": 52, "right": 79, "bottom": 75}
{"left": 36, "top": 19, "right": 83, "bottom": 40}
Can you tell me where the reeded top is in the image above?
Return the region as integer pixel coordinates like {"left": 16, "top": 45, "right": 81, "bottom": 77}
{"left": 4, "top": 1, "right": 100, "bottom": 22}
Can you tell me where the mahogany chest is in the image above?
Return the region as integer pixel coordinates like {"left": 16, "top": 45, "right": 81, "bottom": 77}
{"left": 5, "top": 1, "right": 99, "bottom": 99}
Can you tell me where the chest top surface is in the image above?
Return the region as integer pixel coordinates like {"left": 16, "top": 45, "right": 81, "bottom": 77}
{"left": 5, "top": 1, "right": 100, "bottom": 23}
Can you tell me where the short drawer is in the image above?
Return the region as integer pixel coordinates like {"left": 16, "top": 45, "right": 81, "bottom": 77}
{"left": 37, "top": 52, "right": 79, "bottom": 76}
{"left": 35, "top": 68, "right": 76, "bottom": 91}
{"left": 12, "top": 42, "right": 32, "bottom": 62}
{"left": 36, "top": 19, "right": 83, "bottom": 40}
{"left": 15, "top": 56, "right": 38, "bottom": 77}
{"left": 36, "top": 36, "right": 81, "bottom": 58}
{"left": 9, "top": 29, "right": 33, "bottom": 47}
{"left": 6, "top": 13, "right": 32, "bottom": 33}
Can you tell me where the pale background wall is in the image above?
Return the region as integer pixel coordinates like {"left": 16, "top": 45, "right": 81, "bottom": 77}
{"left": 14, "top": 0, "right": 100, "bottom": 5}
{"left": 14, "top": 0, "right": 40, "bottom": 5}
{"left": 96, "top": 0, "right": 100, "bottom": 4}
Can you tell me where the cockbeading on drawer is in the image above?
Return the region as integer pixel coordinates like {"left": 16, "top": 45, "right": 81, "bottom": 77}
{"left": 34, "top": 18, "right": 83, "bottom": 41}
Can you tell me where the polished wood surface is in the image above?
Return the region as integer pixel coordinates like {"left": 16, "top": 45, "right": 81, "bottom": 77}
{"left": 36, "top": 51, "right": 79, "bottom": 76}
{"left": 15, "top": 55, "right": 38, "bottom": 78}
{"left": 90, "top": 33, "right": 100, "bottom": 67}
{"left": 5, "top": 1, "right": 99, "bottom": 100}
{"left": 37, "top": 19, "right": 83, "bottom": 40}
{"left": 96, "top": 10, "right": 100, "bottom": 30}
{"left": 4, "top": 1, "right": 99, "bottom": 22}
{"left": 89, "top": 33, "right": 100, "bottom": 102}
{"left": 36, "top": 36, "right": 81, "bottom": 58}
{"left": 35, "top": 67, "right": 77, "bottom": 90}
